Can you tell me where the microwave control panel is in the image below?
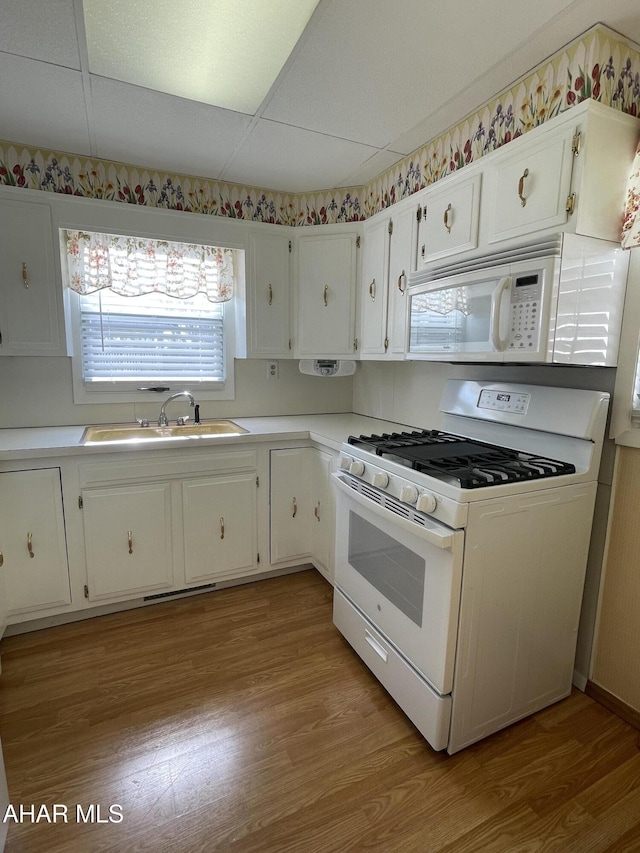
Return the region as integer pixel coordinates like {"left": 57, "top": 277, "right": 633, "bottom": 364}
{"left": 507, "top": 272, "right": 543, "bottom": 352}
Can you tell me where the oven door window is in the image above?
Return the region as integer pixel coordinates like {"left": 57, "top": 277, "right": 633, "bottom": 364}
{"left": 348, "top": 511, "right": 424, "bottom": 627}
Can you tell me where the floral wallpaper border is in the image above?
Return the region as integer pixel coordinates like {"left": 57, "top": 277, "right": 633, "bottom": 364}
{"left": 1, "top": 24, "right": 639, "bottom": 227}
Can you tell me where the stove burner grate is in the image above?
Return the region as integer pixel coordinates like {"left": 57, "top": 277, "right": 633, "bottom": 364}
{"left": 348, "top": 430, "right": 575, "bottom": 489}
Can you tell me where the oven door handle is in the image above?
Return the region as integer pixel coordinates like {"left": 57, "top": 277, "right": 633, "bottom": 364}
{"left": 332, "top": 473, "right": 456, "bottom": 550}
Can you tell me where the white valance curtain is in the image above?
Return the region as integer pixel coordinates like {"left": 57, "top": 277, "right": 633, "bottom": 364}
{"left": 65, "top": 230, "right": 234, "bottom": 302}
{"left": 622, "top": 143, "right": 640, "bottom": 249}
{"left": 410, "top": 288, "right": 470, "bottom": 316}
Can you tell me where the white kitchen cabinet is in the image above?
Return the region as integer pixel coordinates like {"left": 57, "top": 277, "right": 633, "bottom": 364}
{"left": 296, "top": 230, "right": 359, "bottom": 358}
{"left": 359, "top": 198, "right": 419, "bottom": 360}
{"left": 270, "top": 448, "right": 312, "bottom": 566}
{"left": 82, "top": 482, "right": 173, "bottom": 601}
{"left": 417, "top": 169, "right": 481, "bottom": 265}
{"left": 359, "top": 216, "right": 391, "bottom": 357}
{"left": 0, "top": 468, "right": 71, "bottom": 614}
{"left": 269, "top": 446, "right": 335, "bottom": 582}
{"left": 183, "top": 472, "right": 258, "bottom": 583}
{"left": 481, "top": 99, "right": 640, "bottom": 246}
{"left": 0, "top": 194, "right": 64, "bottom": 356}
{"left": 244, "top": 229, "right": 293, "bottom": 358}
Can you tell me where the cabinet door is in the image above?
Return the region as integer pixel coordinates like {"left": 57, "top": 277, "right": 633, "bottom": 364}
{"left": 270, "top": 449, "right": 312, "bottom": 566}
{"left": 388, "top": 202, "right": 420, "bottom": 357}
{"left": 83, "top": 483, "right": 173, "bottom": 600}
{"left": 309, "top": 448, "right": 335, "bottom": 582}
{"left": 183, "top": 473, "right": 257, "bottom": 583}
{"left": 360, "top": 217, "right": 390, "bottom": 356}
{"left": 418, "top": 172, "right": 481, "bottom": 265}
{"left": 484, "top": 127, "right": 576, "bottom": 244}
{"left": 296, "top": 232, "right": 358, "bottom": 357}
{"left": 0, "top": 197, "right": 62, "bottom": 356}
{"left": 0, "top": 469, "right": 70, "bottom": 614}
{"left": 246, "top": 231, "right": 292, "bottom": 357}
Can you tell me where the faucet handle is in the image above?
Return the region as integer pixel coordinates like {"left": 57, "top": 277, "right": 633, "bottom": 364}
{"left": 136, "top": 418, "right": 149, "bottom": 428}
{"left": 177, "top": 416, "right": 190, "bottom": 426}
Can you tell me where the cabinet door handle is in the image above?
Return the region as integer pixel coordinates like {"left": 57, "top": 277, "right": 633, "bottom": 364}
{"left": 314, "top": 501, "right": 321, "bottom": 522}
{"left": 220, "top": 517, "right": 225, "bottom": 540}
{"left": 369, "top": 279, "right": 376, "bottom": 301}
{"left": 27, "top": 532, "right": 34, "bottom": 558}
{"left": 267, "top": 283, "right": 273, "bottom": 305}
{"left": 292, "top": 497, "right": 297, "bottom": 518}
{"left": 518, "top": 168, "right": 530, "bottom": 207}
{"left": 22, "top": 262, "right": 29, "bottom": 289}
{"left": 0, "top": 551, "right": 3, "bottom": 568}
{"left": 397, "top": 270, "right": 406, "bottom": 293}
{"left": 443, "top": 203, "right": 453, "bottom": 233}
{"left": 323, "top": 284, "right": 328, "bottom": 307}
{"left": 127, "top": 530, "right": 133, "bottom": 555}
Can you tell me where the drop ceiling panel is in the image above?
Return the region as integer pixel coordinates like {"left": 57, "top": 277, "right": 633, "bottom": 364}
{"left": 264, "top": 0, "right": 577, "bottom": 149}
{"left": 0, "top": 0, "right": 81, "bottom": 68}
{"left": 221, "top": 120, "right": 379, "bottom": 192}
{"left": 90, "top": 77, "right": 252, "bottom": 179}
{"left": 0, "top": 54, "right": 91, "bottom": 152}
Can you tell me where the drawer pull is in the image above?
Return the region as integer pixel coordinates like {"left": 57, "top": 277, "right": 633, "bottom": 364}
{"left": 518, "top": 168, "right": 530, "bottom": 207}
{"left": 220, "top": 517, "right": 225, "bottom": 540}
{"left": 314, "top": 501, "right": 321, "bottom": 522}
{"left": 267, "top": 283, "right": 273, "bottom": 305}
{"left": 22, "top": 262, "right": 29, "bottom": 289}
{"left": 365, "top": 630, "right": 388, "bottom": 663}
{"left": 0, "top": 551, "right": 3, "bottom": 568}
{"left": 323, "top": 284, "right": 329, "bottom": 307}
{"left": 292, "top": 497, "right": 297, "bottom": 518}
{"left": 27, "top": 532, "right": 34, "bottom": 558}
{"left": 127, "top": 530, "right": 133, "bottom": 555}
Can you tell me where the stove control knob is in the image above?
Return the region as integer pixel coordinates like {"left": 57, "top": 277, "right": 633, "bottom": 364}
{"left": 416, "top": 492, "right": 437, "bottom": 514}
{"left": 400, "top": 484, "right": 418, "bottom": 505}
{"left": 349, "top": 460, "right": 365, "bottom": 476}
{"left": 338, "top": 456, "right": 352, "bottom": 471}
{"left": 372, "top": 472, "right": 389, "bottom": 489}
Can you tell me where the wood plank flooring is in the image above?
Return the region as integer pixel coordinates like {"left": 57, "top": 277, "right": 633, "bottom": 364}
{"left": 0, "top": 569, "right": 639, "bottom": 852}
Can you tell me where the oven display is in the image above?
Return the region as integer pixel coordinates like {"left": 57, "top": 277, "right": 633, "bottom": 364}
{"left": 477, "top": 389, "right": 530, "bottom": 414}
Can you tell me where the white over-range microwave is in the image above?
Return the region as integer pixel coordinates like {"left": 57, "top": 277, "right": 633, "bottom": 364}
{"left": 406, "top": 233, "right": 629, "bottom": 365}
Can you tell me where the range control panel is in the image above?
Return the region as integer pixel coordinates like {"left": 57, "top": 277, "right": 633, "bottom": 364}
{"left": 477, "top": 389, "right": 530, "bottom": 415}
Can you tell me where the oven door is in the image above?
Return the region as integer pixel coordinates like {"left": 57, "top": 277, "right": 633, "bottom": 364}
{"left": 333, "top": 474, "right": 464, "bottom": 696}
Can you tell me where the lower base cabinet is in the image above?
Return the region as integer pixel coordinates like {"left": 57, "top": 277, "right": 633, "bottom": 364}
{"left": 270, "top": 447, "right": 335, "bottom": 582}
{"left": 0, "top": 468, "right": 71, "bottom": 614}
{"left": 183, "top": 473, "right": 258, "bottom": 583}
{"left": 82, "top": 482, "right": 173, "bottom": 601}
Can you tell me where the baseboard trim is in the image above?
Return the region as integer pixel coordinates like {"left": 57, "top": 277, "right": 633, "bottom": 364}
{"left": 585, "top": 680, "right": 640, "bottom": 731}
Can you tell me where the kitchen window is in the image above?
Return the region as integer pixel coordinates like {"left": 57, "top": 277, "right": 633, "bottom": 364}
{"left": 62, "top": 229, "right": 237, "bottom": 403}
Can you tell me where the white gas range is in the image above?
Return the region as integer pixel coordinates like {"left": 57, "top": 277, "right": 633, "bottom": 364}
{"left": 332, "top": 380, "right": 608, "bottom": 754}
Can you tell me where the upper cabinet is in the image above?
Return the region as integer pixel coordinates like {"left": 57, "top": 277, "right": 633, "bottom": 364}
{"left": 359, "top": 197, "right": 420, "bottom": 360}
{"left": 295, "top": 229, "right": 359, "bottom": 358}
{"left": 243, "top": 228, "right": 293, "bottom": 358}
{"left": 480, "top": 100, "right": 640, "bottom": 247}
{"left": 0, "top": 193, "right": 65, "bottom": 356}
{"left": 417, "top": 168, "right": 482, "bottom": 265}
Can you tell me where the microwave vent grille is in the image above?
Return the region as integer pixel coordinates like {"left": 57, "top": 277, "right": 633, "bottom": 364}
{"left": 410, "top": 234, "right": 563, "bottom": 285}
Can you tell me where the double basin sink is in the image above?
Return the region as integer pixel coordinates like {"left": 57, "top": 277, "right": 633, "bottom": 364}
{"left": 81, "top": 420, "right": 248, "bottom": 445}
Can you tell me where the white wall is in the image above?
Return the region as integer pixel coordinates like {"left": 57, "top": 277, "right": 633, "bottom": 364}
{"left": 0, "top": 355, "right": 354, "bottom": 429}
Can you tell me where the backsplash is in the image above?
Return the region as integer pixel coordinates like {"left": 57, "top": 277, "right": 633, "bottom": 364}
{"left": 1, "top": 24, "right": 639, "bottom": 226}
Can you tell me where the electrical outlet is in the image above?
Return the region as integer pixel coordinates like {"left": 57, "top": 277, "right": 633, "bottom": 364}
{"left": 267, "top": 360, "right": 279, "bottom": 379}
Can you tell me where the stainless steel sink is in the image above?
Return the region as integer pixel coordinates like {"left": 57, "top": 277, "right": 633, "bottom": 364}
{"left": 81, "top": 420, "right": 248, "bottom": 445}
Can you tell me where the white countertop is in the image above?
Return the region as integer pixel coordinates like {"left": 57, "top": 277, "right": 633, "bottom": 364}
{"left": 0, "top": 413, "right": 414, "bottom": 461}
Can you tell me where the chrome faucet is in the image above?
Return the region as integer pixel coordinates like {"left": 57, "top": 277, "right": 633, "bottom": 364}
{"left": 158, "top": 391, "right": 196, "bottom": 426}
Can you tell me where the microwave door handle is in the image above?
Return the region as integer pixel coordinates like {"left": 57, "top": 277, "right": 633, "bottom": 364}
{"left": 490, "top": 276, "right": 511, "bottom": 351}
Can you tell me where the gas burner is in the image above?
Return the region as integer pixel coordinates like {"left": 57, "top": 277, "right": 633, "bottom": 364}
{"left": 347, "top": 430, "right": 575, "bottom": 489}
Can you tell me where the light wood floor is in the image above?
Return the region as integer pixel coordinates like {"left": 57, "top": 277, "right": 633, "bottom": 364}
{"left": 0, "top": 569, "right": 639, "bottom": 853}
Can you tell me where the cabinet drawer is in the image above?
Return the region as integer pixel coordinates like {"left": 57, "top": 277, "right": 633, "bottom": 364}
{"left": 333, "top": 589, "right": 451, "bottom": 751}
